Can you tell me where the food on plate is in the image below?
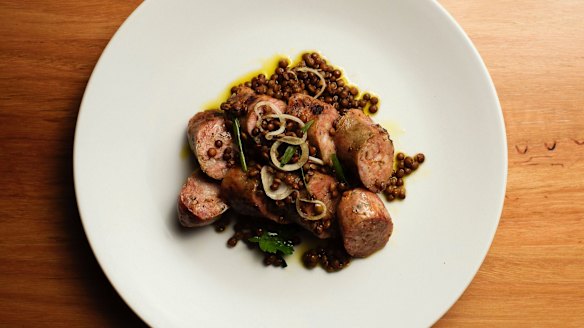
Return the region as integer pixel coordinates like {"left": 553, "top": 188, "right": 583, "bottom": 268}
{"left": 294, "top": 171, "right": 341, "bottom": 239}
{"left": 220, "top": 166, "right": 291, "bottom": 224}
{"left": 334, "top": 109, "right": 394, "bottom": 193}
{"left": 187, "top": 110, "right": 235, "bottom": 180}
{"left": 177, "top": 52, "right": 425, "bottom": 271}
{"left": 177, "top": 170, "right": 229, "bottom": 227}
{"left": 241, "top": 92, "right": 287, "bottom": 137}
{"left": 337, "top": 188, "right": 393, "bottom": 257}
{"left": 286, "top": 94, "right": 339, "bottom": 166}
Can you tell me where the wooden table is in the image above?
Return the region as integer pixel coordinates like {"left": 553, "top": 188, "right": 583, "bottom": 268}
{"left": 1, "top": 1, "right": 582, "bottom": 326}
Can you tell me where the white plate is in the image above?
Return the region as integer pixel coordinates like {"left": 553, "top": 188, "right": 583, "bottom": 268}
{"left": 74, "top": 0, "right": 507, "bottom": 326}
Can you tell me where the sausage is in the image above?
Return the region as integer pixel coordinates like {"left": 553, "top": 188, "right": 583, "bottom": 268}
{"left": 306, "top": 172, "right": 341, "bottom": 222}
{"left": 177, "top": 170, "right": 229, "bottom": 227}
{"left": 293, "top": 172, "right": 341, "bottom": 239}
{"left": 287, "top": 94, "right": 339, "bottom": 165}
{"left": 220, "top": 167, "right": 291, "bottom": 224}
{"left": 337, "top": 188, "right": 393, "bottom": 257}
{"left": 333, "top": 109, "right": 394, "bottom": 192}
{"left": 241, "top": 95, "right": 287, "bottom": 137}
{"left": 225, "top": 86, "right": 256, "bottom": 112}
{"left": 187, "top": 110, "right": 234, "bottom": 180}
{"left": 287, "top": 93, "right": 327, "bottom": 121}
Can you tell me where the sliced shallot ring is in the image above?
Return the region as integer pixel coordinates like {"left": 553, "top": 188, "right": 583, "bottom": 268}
{"left": 308, "top": 156, "right": 325, "bottom": 165}
{"left": 287, "top": 70, "right": 298, "bottom": 81}
{"left": 254, "top": 101, "right": 285, "bottom": 139}
{"left": 295, "top": 192, "right": 327, "bottom": 221}
{"left": 260, "top": 166, "right": 295, "bottom": 200}
{"left": 265, "top": 113, "right": 306, "bottom": 127}
{"left": 277, "top": 135, "right": 306, "bottom": 145}
{"left": 264, "top": 114, "right": 307, "bottom": 143}
{"left": 270, "top": 140, "right": 309, "bottom": 171}
{"left": 294, "top": 67, "right": 327, "bottom": 99}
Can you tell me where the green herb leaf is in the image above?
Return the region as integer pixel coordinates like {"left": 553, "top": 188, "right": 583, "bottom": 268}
{"left": 232, "top": 117, "right": 247, "bottom": 172}
{"left": 331, "top": 153, "right": 348, "bottom": 184}
{"left": 300, "top": 120, "right": 315, "bottom": 134}
{"left": 279, "top": 145, "right": 296, "bottom": 167}
{"left": 248, "top": 232, "right": 294, "bottom": 255}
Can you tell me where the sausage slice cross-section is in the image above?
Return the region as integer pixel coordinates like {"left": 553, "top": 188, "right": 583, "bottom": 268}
{"left": 177, "top": 170, "right": 229, "bottom": 227}
{"left": 337, "top": 188, "right": 393, "bottom": 257}
{"left": 187, "top": 110, "right": 234, "bottom": 180}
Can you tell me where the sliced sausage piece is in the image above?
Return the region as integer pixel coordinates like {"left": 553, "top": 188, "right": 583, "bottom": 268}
{"left": 306, "top": 172, "right": 341, "bottom": 221}
{"left": 177, "top": 170, "right": 229, "bottom": 227}
{"left": 287, "top": 93, "right": 328, "bottom": 122}
{"left": 242, "top": 96, "right": 287, "bottom": 137}
{"left": 224, "top": 86, "right": 257, "bottom": 114}
{"left": 334, "top": 109, "right": 394, "bottom": 192}
{"left": 293, "top": 172, "right": 341, "bottom": 239}
{"left": 220, "top": 167, "right": 291, "bottom": 224}
{"left": 287, "top": 94, "right": 339, "bottom": 165}
{"left": 337, "top": 188, "right": 393, "bottom": 257}
{"left": 308, "top": 107, "right": 339, "bottom": 165}
{"left": 187, "top": 110, "right": 234, "bottom": 180}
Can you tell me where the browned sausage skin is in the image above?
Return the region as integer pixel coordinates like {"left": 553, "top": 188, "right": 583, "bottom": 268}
{"left": 187, "top": 110, "right": 234, "bottom": 180}
{"left": 334, "top": 109, "right": 394, "bottom": 192}
{"left": 286, "top": 94, "right": 339, "bottom": 165}
{"left": 177, "top": 170, "right": 229, "bottom": 227}
{"left": 337, "top": 188, "right": 393, "bottom": 257}
{"left": 220, "top": 167, "right": 291, "bottom": 225}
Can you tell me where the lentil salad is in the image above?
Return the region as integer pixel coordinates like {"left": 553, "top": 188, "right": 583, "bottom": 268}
{"left": 177, "top": 52, "right": 425, "bottom": 272}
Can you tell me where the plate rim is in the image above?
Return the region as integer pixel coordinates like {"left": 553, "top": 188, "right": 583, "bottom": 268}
{"left": 73, "top": 0, "right": 508, "bottom": 326}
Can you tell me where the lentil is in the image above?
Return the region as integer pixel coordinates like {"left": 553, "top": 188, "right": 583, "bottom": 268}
{"left": 398, "top": 188, "right": 406, "bottom": 199}
{"left": 397, "top": 169, "right": 405, "bottom": 178}
{"left": 383, "top": 152, "right": 426, "bottom": 202}
{"left": 314, "top": 203, "right": 325, "bottom": 214}
{"left": 227, "top": 237, "right": 238, "bottom": 247}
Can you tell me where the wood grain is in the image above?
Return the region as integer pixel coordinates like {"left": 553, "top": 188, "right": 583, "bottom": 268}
{"left": 0, "top": 1, "right": 146, "bottom": 327}
{"left": 436, "top": 0, "right": 584, "bottom": 326}
{"left": 0, "top": 0, "right": 583, "bottom": 327}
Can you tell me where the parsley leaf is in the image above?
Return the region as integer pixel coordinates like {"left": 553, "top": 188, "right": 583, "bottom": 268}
{"left": 279, "top": 145, "right": 296, "bottom": 167}
{"left": 249, "top": 232, "right": 294, "bottom": 255}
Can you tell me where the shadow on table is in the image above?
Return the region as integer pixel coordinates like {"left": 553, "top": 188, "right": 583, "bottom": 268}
{"left": 59, "top": 145, "right": 147, "bottom": 326}
{"left": 64, "top": 197, "right": 148, "bottom": 326}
